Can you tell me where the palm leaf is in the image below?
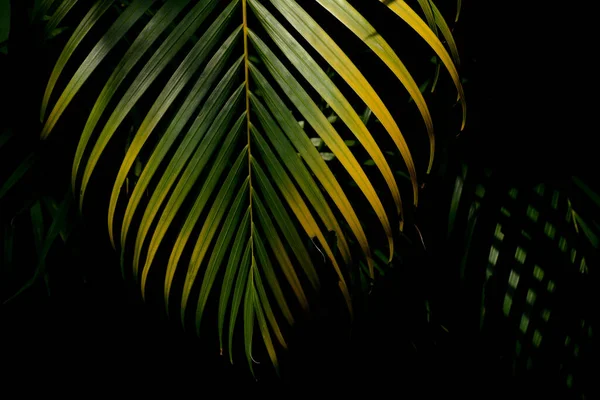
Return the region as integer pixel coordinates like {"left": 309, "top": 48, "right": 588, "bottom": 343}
{"left": 40, "top": 0, "right": 114, "bottom": 121}
{"left": 0, "top": 153, "right": 35, "bottom": 200}
{"left": 380, "top": 0, "right": 466, "bottom": 127}
{"left": 43, "top": 0, "right": 78, "bottom": 38}
{"left": 40, "top": 0, "right": 464, "bottom": 371}
{"left": 317, "top": 0, "right": 435, "bottom": 175}
{"left": 429, "top": 1, "right": 460, "bottom": 65}
{"left": 33, "top": 0, "right": 60, "bottom": 21}
{"left": 416, "top": 0, "right": 437, "bottom": 36}
{"left": 41, "top": 0, "right": 153, "bottom": 132}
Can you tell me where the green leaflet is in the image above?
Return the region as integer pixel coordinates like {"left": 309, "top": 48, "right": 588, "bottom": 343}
{"left": 81, "top": 0, "right": 229, "bottom": 215}
{"left": 0, "top": 153, "right": 34, "bottom": 200}
{"left": 316, "top": 0, "right": 435, "bottom": 174}
{"left": 150, "top": 112, "right": 245, "bottom": 299}
{"left": 249, "top": 51, "right": 376, "bottom": 279}
{"left": 41, "top": 0, "right": 153, "bottom": 136}
{"left": 380, "top": 0, "right": 466, "bottom": 130}
{"left": 250, "top": 125, "right": 320, "bottom": 289}
{"left": 179, "top": 161, "right": 248, "bottom": 323}
{"left": 41, "top": 0, "right": 114, "bottom": 121}
{"left": 43, "top": 0, "right": 77, "bottom": 38}
{"left": 254, "top": 0, "right": 404, "bottom": 217}
{"left": 253, "top": 189, "right": 307, "bottom": 316}
{"left": 264, "top": 0, "right": 418, "bottom": 209}
{"left": 226, "top": 238, "right": 252, "bottom": 363}
{"left": 195, "top": 178, "right": 249, "bottom": 334}
{"left": 71, "top": 0, "right": 193, "bottom": 194}
{"left": 416, "top": 0, "right": 437, "bottom": 35}
{"left": 119, "top": 30, "right": 242, "bottom": 250}
{"left": 249, "top": 94, "right": 351, "bottom": 266}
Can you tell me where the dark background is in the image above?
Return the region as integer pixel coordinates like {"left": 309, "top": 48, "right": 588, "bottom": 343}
{"left": 1, "top": 0, "right": 595, "bottom": 396}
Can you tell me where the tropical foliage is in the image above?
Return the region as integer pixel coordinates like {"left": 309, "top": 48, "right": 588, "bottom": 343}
{"left": 3, "top": 0, "right": 465, "bottom": 373}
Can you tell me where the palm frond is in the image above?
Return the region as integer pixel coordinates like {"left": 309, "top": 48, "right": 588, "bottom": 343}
{"left": 40, "top": 0, "right": 464, "bottom": 371}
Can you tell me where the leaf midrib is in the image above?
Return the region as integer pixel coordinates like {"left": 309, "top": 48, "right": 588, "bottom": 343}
{"left": 243, "top": 0, "right": 256, "bottom": 300}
